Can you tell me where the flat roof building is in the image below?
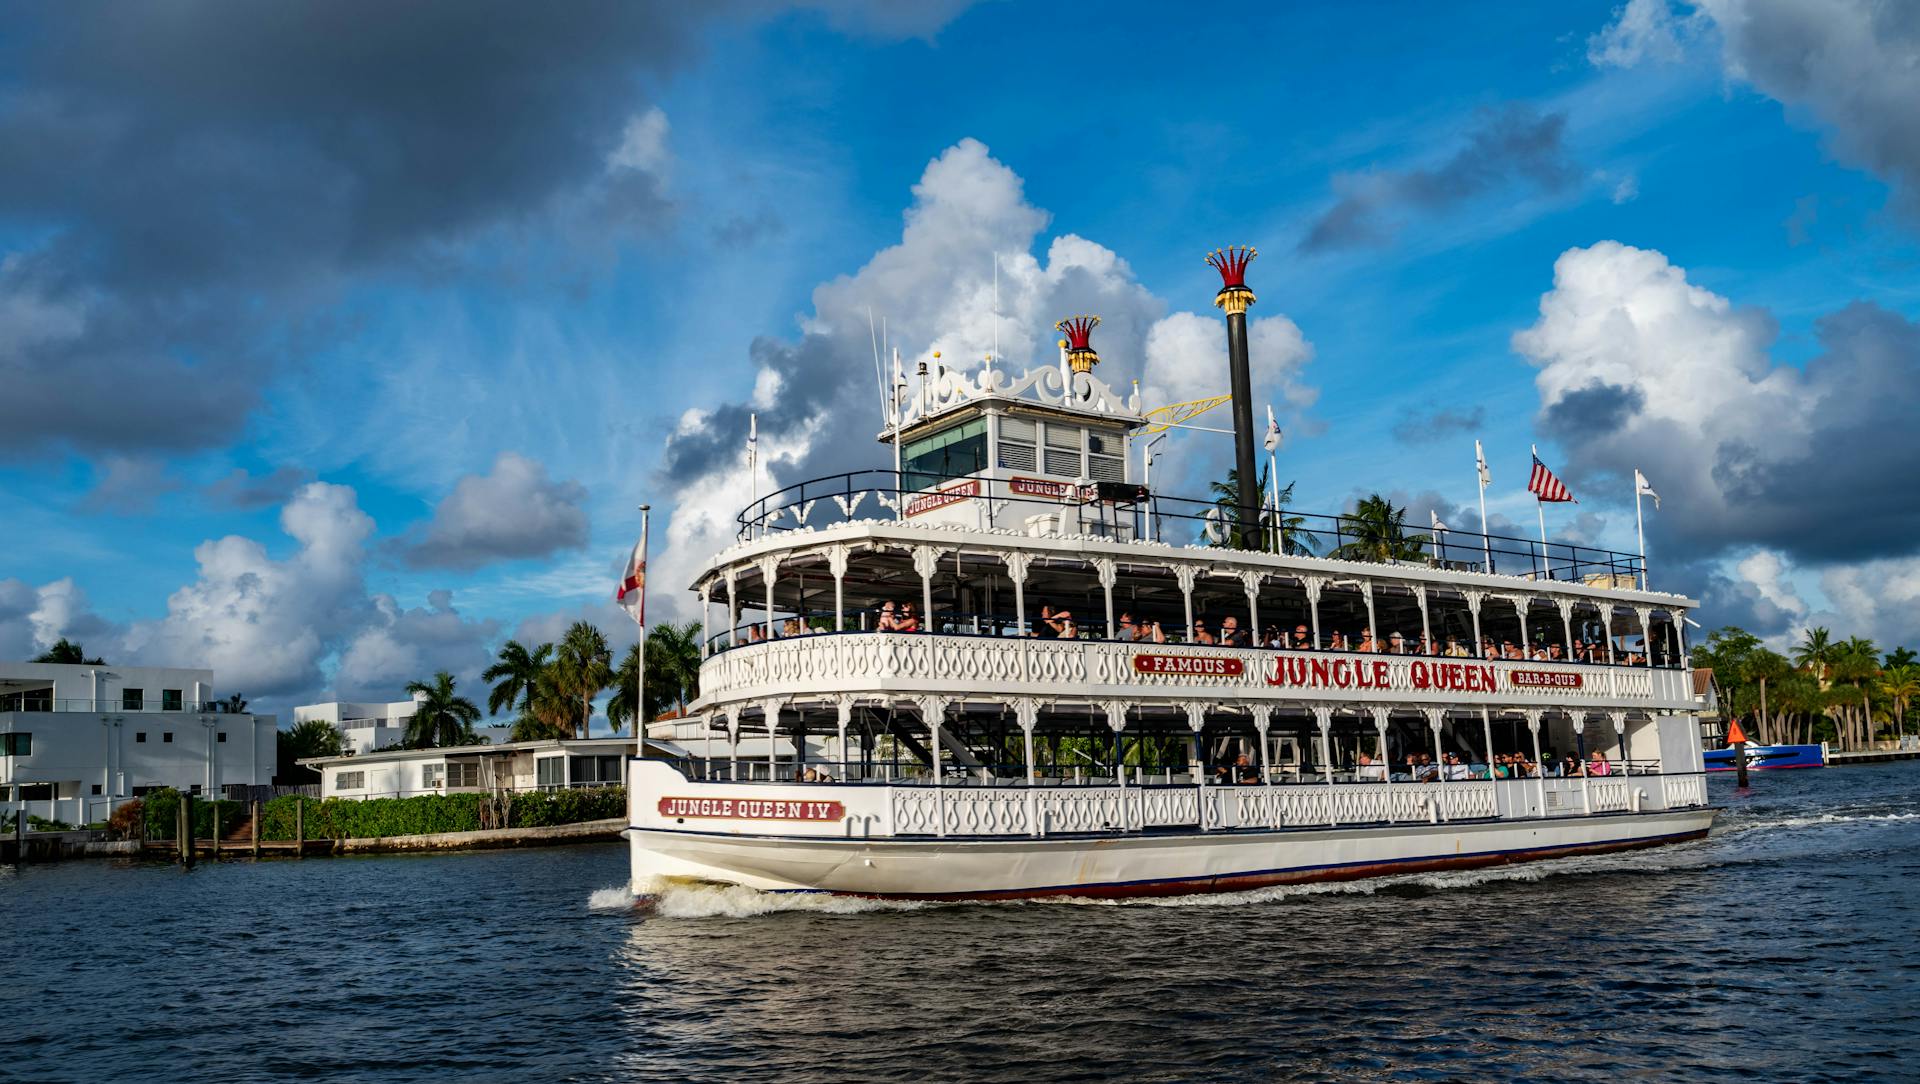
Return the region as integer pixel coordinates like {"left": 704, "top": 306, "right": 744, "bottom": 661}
{"left": 1, "top": 662, "right": 276, "bottom": 827}
{"left": 299, "top": 737, "right": 661, "bottom": 800}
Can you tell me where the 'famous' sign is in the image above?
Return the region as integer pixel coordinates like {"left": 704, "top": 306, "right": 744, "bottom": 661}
{"left": 1132, "top": 654, "right": 1245, "bottom": 677}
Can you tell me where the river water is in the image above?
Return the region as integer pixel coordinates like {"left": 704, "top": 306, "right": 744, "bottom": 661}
{"left": 4, "top": 763, "right": 1917, "bottom": 1083}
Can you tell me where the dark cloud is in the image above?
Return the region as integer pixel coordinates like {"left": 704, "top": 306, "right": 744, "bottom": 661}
{"left": 1302, "top": 104, "right": 1577, "bottom": 252}
{"left": 1704, "top": 0, "right": 1920, "bottom": 215}
{"left": 0, "top": 2, "right": 714, "bottom": 459}
{"left": 1541, "top": 381, "right": 1646, "bottom": 442}
{"left": 712, "top": 209, "right": 787, "bottom": 246}
{"left": 206, "top": 466, "right": 314, "bottom": 509}
{"left": 398, "top": 453, "right": 591, "bottom": 571}
{"left": 78, "top": 457, "right": 181, "bottom": 515}
{"left": 1391, "top": 405, "right": 1487, "bottom": 444}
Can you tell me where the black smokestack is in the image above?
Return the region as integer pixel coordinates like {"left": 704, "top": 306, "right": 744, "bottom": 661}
{"left": 1208, "top": 246, "right": 1260, "bottom": 550}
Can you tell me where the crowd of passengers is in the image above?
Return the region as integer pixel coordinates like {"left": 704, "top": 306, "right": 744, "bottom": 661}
{"left": 736, "top": 600, "right": 1664, "bottom": 665}
{"left": 1212, "top": 747, "right": 1621, "bottom": 783}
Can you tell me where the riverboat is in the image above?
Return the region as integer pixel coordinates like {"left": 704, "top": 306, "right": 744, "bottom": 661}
{"left": 631, "top": 250, "right": 1714, "bottom": 900}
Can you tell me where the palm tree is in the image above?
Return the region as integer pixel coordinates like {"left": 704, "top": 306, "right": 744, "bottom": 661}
{"left": 276, "top": 717, "right": 344, "bottom": 784}
{"left": 1792, "top": 627, "right": 1835, "bottom": 687}
{"left": 481, "top": 639, "right": 552, "bottom": 718}
{"left": 1206, "top": 469, "right": 1314, "bottom": 555}
{"left": 33, "top": 638, "right": 103, "bottom": 664}
{"left": 218, "top": 693, "right": 249, "bottom": 714}
{"left": 404, "top": 671, "right": 481, "bottom": 749}
{"left": 1330, "top": 493, "right": 1431, "bottom": 563}
{"left": 1884, "top": 647, "right": 1917, "bottom": 670}
{"left": 1879, "top": 666, "right": 1919, "bottom": 742}
{"left": 549, "top": 621, "right": 613, "bottom": 739}
{"left": 609, "top": 621, "right": 707, "bottom": 735}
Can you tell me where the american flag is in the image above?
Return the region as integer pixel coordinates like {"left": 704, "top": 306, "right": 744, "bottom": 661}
{"left": 1528, "top": 452, "right": 1576, "bottom": 503}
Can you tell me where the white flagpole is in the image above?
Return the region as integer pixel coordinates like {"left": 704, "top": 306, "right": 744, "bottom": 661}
{"left": 1475, "top": 439, "right": 1492, "bottom": 572}
{"left": 1635, "top": 478, "right": 1647, "bottom": 591}
{"left": 635, "top": 504, "right": 650, "bottom": 760}
{"left": 1531, "top": 443, "right": 1549, "bottom": 577}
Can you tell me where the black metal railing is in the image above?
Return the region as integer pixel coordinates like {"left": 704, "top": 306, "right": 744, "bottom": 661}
{"left": 734, "top": 469, "right": 1645, "bottom": 586}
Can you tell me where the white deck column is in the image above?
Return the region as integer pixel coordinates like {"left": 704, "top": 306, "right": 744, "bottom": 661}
{"left": 1312, "top": 706, "right": 1335, "bottom": 822}
{"left": 1416, "top": 586, "right": 1431, "bottom": 650}
{"left": 828, "top": 544, "right": 850, "bottom": 633}
{"left": 916, "top": 695, "right": 951, "bottom": 837}
{"left": 726, "top": 716, "right": 739, "bottom": 781}
{"left": 700, "top": 586, "right": 712, "bottom": 655}
{"left": 1241, "top": 571, "right": 1263, "bottom": 645}
{"left": 1674, "top": 611, "right": 1690, "bottom": 668}
{"left": 1597, "top": 602, "right": 1616, "bottom": 663}
{"left": 1480, "top": 708, "right": 1495, "bottom": 781}
{"left": 725, "top": 568, "right": 740, "bottom": 647}
{"left": 1250, "top": 705, "right": 1273, "bottom": 786}
{"left": 1524, "top": 709, "right": 1547, "bottom": 813}
{"left": 1424, "top": 708, "right": 1447, "bottom": 813}
{"left": 1359, "top": 582, "right": 1376, "bottom": 645}
{"left": 1514, "top": 595, "right": 1532, "bottom": 655}
{"left": 1175, "top": 565, "right": 1199, "bottom": 642}
{"left": 1573, "top": 714, "right": 1593, "bottom": 813}
{"left": 1464, "top": 589, "right": 1485, "bottom": 658}
{"left": 1609, "top": 710, "right": 1629, "bottom": 777}
{"left": 1368, "top": 706, "right": 1392, "bottom": 813}
{"left": 1016, "top": 699, "right": 1039, "bottom": 786}
{"left": 757, "top": 555, "right": 780, "bottom": 641}
{"left": 912, "top": 546, "right": 942, "bottom": 634}
{"left": 1094, "top": 558, "right": 1118, "bottom": 640}
{"left": 1003, "top": 552, "right": 1033, "bottom": 636}
{"left": 1636, "top": 606, "right": 1654, "bottom": 667}
{"left": 1304, "top": 575, "right": 1326, "bottom": 649}
{"left": 760, "top": 698, "right": 783, "bottom": 781}
{"left": 834, "top": 698, "right": 853, "bottom": 781}
{"left": 1102, "top": 700, "right": 1129, "bottom": 827}
{"left": 1184, "top": 702, "right": 1209, "bottom": 787}
{"left": 1556, "top": 597, "right": 1577, "bottom": 657}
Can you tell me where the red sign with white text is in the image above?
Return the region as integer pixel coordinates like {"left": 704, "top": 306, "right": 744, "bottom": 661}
{"left": 1010, "top": 476, "right": 1097, "bottom": 503}
{"left": 904, "top": 479, "right": 980, "bottom": 518}
{"left": 657, "top": 796, "right": 845, "bottom": 821}
{"left": 1508, "top": 670, "right": 1584, "bottom": 689}
{"left": 1133, "top": 654, "right": 1246, "bottom": 677}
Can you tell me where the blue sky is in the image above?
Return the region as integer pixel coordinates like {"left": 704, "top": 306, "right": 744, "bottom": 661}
{"left": 4, "top": 0, "right": 1919, "bottom": 723}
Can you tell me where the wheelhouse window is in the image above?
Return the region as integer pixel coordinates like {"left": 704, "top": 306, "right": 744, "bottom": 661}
{"left": 903, "top": 418, "right": 987, "bottom": 490}
{"left": 1088, "top": 429, "right": 1125, "bottom": 482}
{"left": 997, "top": 416, "right": 1036, "bottom": 471}
{"left": 1042, "top": 422, "right": 1082, "bottom": 478}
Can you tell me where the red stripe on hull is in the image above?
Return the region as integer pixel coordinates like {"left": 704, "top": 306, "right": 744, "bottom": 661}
{"left": 835, "top": 828, "right": 1710, "bottom": 903}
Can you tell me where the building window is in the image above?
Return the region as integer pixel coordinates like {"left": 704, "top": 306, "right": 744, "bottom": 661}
{"left": 92, "top": 784, "right": 103, "bottom": 795}
{"left": 1, "top": 733, "right": 29, "bottom": 757}
{"left": 997, "top": 416, "right": 1037, "bottom": 471}
{"left": 123, "top": 688, "right": 144, "bottom": 711}
{"left": 136, "top": 732, "right": 147, "bottom": 743}
{"left": 421, "top": 764, "right": 446, "bottom": 788}
{"left": 536, "top": 757, "right": 565, "bottom": 788}
{"left": 163, "top": 732, "right": 173, "bottom": 743}
{"left": 162, "top": 689, "right": 183, "bottom": 711}
{"left": 902, "top": 417, "right": 987, "bottom": 491}
{"left": 189, "top": 784, "right": 202, "bottom": 796}
{"left": 336, "top": 771, "right": 365, "bottom": 791}
{"left": 217, "top": 732, "right": 227, "bottom": 743}
{"left": 447, "top": 762, "right": 481, "bottom": 788}
{"left": 1088, "top": 430, "right": 1125, "bottom": 482}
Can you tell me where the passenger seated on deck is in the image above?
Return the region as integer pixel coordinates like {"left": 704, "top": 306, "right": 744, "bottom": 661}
{"left": 1357, "top": 628, "right": 1378, "bottom": 653}
{"left": 1328, "top": 631, "right": 1347, "bottom": 651}
{"left": 749, "top": 625, "right": 766, "bottom": 643}
{"left": 782, "top": 618, "right": 803, "bottom": 638}
{"left": 1118, "top": 612, "right": 1139, "bottom": 642}
{"left": 1388, "top": 631, "right": 1407, "bottom": 654}
{"left": 1237, "top": 754, "right": 1261, "bottom": 784}
{"left": 1445, "top": 635, "right": 1468, "bottom": 658}
{"left": 1547, "top": 643, "right": 1564, "bottom": 661}
{"left": 1562, "top": 753, "right": 1580, "bottom": 778}
{"left": 1218, "top": 615, "right": 1245, "bottom": 646}
{"left": 1355, "top": 753, "right": 1386, "bottom": 781}
{"left": 1192, "top": 618, "right": 1215, "bottom": 646}
{"left": 1416, "top": 753, "right": 1440, "bottom": 783}
{"left": 1588, "top": 750, "right": 1613, "bottom": 776}
{"left": 896, "top": 602, "right": 921, "bottom": 633}
{"left": 876, "top": 601, "right": 900, "bottom": 631}
{"left": 1442, "top": 752, "right": 1469, "bottom": 781}
{"left": 1294, "top": 625, "right": 1312, "bottom": 650}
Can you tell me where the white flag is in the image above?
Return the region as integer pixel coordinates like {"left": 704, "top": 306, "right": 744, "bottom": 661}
{"left": 1263, "top": 405, "right": 1282, "bottom": 454}
{"left": 1430, "top": 509, "right": 1449, "bottom": 533}
{"left": 616, "top": 533, "right": 647, "bottom": 627}
{"left": 1635, "top": 468, "right": 1660, "bottom": 510}
{"left": 1475, "top": 439, "right": 1491, "bottom": 489}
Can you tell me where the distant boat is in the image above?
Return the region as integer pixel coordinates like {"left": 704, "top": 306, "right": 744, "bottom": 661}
{"left": 1703, "top": 744, "right": 1825, "bottom": 771}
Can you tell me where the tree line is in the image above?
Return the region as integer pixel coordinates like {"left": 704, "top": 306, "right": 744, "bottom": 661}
{"left": 1693, "top": 626, "right": 1917, "bottom": 750}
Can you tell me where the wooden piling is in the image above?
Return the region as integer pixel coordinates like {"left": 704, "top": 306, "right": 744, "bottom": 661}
{"left": 1734, "top": 740, "right": 1749, "bottom": 788}
{"left": 178, "top": 794, "right": 194, "bottom": 866}
{"left": 210, "top": 800, "right": 220, "bottom": 858}
{"left": 12, "top": 809, "right": 23, "bottom": 865}
{"left": 294, "top": 797, "right": 304, "bottom": 858}
{"left": 251, "top": 800, "right": 261, "bottom": 858}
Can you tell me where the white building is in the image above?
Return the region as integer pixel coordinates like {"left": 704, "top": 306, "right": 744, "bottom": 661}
{"left": 294, "top": 697, "right": 420, "bottom": 755}
{"left": 0, "top": 662, "right": 277, "bottom": 827}
{"left": 302, "top": 737, "right": 659, "bottom": 800}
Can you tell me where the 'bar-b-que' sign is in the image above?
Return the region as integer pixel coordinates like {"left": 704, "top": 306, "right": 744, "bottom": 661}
{"left": 658, "top": 797, "right": 846, "bottom": 821}
{"left": 1508, "top": 670, "right": 1584, "bottom": 689}
{"left": 1132, "top": 653, "right": 1245, "bottom": 677}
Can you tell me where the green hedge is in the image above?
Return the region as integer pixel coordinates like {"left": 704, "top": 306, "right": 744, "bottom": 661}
{"left": 142, "top": 790, "right": 247, "bottom": 841}
{"left": 255, "top": 787, "right": 624, "bottom": 840}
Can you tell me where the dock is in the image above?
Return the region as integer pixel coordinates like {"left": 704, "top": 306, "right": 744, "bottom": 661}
{"left": 1829, "top": 747, "right": 1920, "bottom": 766}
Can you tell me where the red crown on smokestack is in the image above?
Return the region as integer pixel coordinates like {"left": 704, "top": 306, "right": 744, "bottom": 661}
{"left": 1055, "top": 314, "right": 1101, "bottom": 373}
{"left": 1207, "top": 245, "right": 1258, "bottom": 313}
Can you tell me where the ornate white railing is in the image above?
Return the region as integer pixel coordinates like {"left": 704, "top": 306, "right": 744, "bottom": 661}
{"left": 701, "top": 634, "right": 1696, "bottom": 712}
{"left": 1660, "top": 773, "right": 1708, "bottom": 810}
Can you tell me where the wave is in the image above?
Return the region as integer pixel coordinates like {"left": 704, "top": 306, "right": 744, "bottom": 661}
{"left": 629, "top": 876, "right": 931, "bottom": 919}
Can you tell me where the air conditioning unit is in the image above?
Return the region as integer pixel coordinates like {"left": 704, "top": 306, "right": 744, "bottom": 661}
{"left": 1025, "top": 512, "right": 1063, "bottom": 537}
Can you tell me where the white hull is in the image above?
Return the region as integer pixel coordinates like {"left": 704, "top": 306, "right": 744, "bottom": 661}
{"left": 629, "top": 806, "right": 1714, "bottom": 900}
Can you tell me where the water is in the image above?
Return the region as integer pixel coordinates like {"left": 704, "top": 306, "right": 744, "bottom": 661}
{"left": 5, "top": 764, "right": 1918, "bottom": 1083}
